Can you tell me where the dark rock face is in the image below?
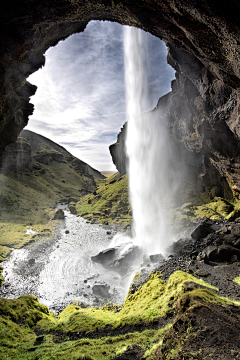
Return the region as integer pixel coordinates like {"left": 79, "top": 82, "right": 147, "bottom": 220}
{"left": 1, "top": 1, "right": 240, "bottom": 185}
{"left": 109, "top": 123, "right": 128, "bottom": 176}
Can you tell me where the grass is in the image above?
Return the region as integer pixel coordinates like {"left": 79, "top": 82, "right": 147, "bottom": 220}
{"left": 0, "top": 270, "right": 239, "bottom": 359}
{"left": 76, "top": 174, "right": 132, "bottom": 225}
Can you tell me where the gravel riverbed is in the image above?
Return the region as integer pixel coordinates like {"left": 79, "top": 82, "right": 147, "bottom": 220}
{"left": 0, "top": 207, "right": 131, "bottom": 313}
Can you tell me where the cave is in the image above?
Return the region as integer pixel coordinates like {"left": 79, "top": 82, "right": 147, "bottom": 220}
{"left": 2, "top": 2, "right": 240, "bottom": 358}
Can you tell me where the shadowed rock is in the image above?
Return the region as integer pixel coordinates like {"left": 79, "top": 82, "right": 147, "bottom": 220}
{"left": 53, "top": 209, "right": 65, "bottom": 220}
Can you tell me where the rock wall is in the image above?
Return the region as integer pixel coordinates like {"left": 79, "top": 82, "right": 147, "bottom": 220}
{"left": 109, "top": 123, "right": 128, "bottom": 176}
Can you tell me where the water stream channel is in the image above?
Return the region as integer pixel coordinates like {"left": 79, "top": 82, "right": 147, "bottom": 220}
{"left": 0, "top": 206, "right": 131, "bottom": 313}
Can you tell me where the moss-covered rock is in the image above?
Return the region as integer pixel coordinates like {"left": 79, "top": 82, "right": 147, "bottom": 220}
{"left": 0, "top": 271, "right": 239, "bottom": 359}
{"left": 76, "top": 174, "right": 132, "bottom": 225}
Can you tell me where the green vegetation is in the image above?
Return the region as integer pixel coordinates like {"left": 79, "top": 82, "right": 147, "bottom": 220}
{"left": 0, "top": 270, "right": 239, "bottom": 359}
{"left": 172, "top": 194, "right": 238, "bottom": 231}
{"left": 0, "top": 159, "right": 96, "bottom": 260}
{"left": 76, "top": 174, "right": 132, "bottom": 225}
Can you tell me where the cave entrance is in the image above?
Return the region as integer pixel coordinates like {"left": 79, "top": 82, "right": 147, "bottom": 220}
{"left": 26, "top": 20, "right": 175, "bottom": 173}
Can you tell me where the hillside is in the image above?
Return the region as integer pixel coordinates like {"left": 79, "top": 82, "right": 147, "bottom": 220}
{"left": 0, "top": 130, "right": 104, "bottom": 261}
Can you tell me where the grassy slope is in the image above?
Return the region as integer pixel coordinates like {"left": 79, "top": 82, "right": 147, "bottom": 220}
{"left": 0, "top": 271, "right": 239, "bottom": 359}
{"left": 76, "top": 174, "right": 132, "bottom": 226}
{"left": 0, "top": 160, "right": 96, "bottom": 261}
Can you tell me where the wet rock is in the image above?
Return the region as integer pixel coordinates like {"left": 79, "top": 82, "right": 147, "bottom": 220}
{"left": 191, "top": 220, "right": 215, "bottom": 241}
{"left": 91, "top": 242, "right": 142, "bottom": 272}
{"left": 65, "top": 230, "right": 69, "bottom": 234}
{"left": 92, "top": 284, "right": 110, "bottom": 298}
{"left": 69, "top": 205, "right": 77, "bottom": 215}
{"left": 28, "top": 258, "right": 35, "bottom": 265}
{"left": 91, "top": 247, "right": 119, "bottom": 266}
{"left": 53, "top": 209, "right": 65, "bottom": 220}
{"left": 149, "top": 254, "right": 165, "bottom": 263}
{"left": 74, "top": 301, "right": 89, "bottom": 308}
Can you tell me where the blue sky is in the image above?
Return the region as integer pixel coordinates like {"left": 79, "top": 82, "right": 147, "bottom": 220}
{"left": 26, "top": 21, "right": 175, "bottom": 171}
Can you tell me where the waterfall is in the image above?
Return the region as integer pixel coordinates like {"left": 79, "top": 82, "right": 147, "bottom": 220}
{"left": 124, "top": 26, "right": 178, "bottom": 255}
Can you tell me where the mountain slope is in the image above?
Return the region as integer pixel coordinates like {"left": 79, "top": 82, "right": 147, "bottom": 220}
{"left": 0, "top": 130, "right": 104, "bottom": 260}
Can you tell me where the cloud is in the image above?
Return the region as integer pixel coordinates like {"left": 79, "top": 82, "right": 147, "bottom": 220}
{"left": 26, "top": 21, "right": 175, "bottom": 171}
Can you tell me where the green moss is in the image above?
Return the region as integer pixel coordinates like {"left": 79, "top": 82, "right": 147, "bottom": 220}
{"left": 0, "top": 271, "right": 239, "bottom": 359}
{"left": 233, "top": 275, "right": 240, "bottom": 286}
{"left": 76, "top": 174, "right": 132, "bottom": 225}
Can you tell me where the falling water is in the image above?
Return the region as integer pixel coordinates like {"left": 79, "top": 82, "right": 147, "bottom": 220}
{"left": 124, "top": 26, "right": 180, "bottom": 255}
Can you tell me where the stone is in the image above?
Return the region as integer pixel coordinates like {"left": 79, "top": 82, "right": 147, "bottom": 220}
{"left": 106, "top": 230, "right": 111, "bottom": 235}
{"left": 69, "top": 205, "right": 77, "bottom": 215}
{"left": 53, "top": 209, "right": 65, "bottom": 220}
{"left": 65, "top": 230, "right": 69, "bottom": 234}
{"left": 92, "top": 284, "right": 110, "bottom": 298}
{"left": 149, "top": 254, "right": 165, "bottom": 263}
{"left": 191, "top": 220, "right": 214, "bottom": 241}
{"left": 91, "top": 248, "right": 119, "bottom": 266}
{"left": 91, "top": 242, "right": 142, "bottom": 272}
{"left": 28, "top": 258, "right": 35, "bottom": 265}
{"left": 194, "top": 269, "right": 210, "bottom": 277}
{"left": 74, "top": 301, "right": 89, "bottom": 308}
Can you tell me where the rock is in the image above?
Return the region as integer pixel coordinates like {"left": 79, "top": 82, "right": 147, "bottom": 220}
{"left": 217, "top": 244, "right": 240, "bottom": 262}
{"left": 92, "top": 284, "right": 110, "bottom": 298}
{"left": 194, "top": 269, "right": 210, "bottom": 277}
{"left": 53, "top": 209, "right": 65, "bottom": 220}
{"left": 191, "top": 220, "right": 214, "bottom": 241}
{"left": 230, "top": 223, "right": 240, "bottom": 236}
{"left": 231, "top": 255, "right": 238, "bottom": 263}
{"left": 91, "top": 242, "right": 142, "bottom": 272}
{"left": 65, "top": 230, "right": 69, "bottom": 234}
{"left": 91, "top": 248, "right": 119, "bottom": 266}
{"left": 149, "top": 254, "right": 165, "bottom": 263}
{"left": 74, "top": 301, "right": 89, "bottom": 308}
{"left": 28, "top": 258, "right": 35, "bottom": 265}
{"left": 185, "top": 282, "right": 210, "bottom": 291}
{"left": 69, "top": 205, "right": 77, "bottom": 215}
{"left": 106, "top": 230, "right": 111, "bottom": 235}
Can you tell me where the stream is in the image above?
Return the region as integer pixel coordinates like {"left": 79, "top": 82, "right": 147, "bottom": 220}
{"left": 0, "top": 206, "right": 131, "bottom": 313}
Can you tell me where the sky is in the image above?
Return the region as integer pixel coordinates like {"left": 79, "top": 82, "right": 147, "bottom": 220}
{"left": 26, "top": 21, "right": 175, "bottom": 172}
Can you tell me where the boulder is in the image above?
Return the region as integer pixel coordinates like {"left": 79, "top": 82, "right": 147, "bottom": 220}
{"left": 191, "top": 220, "right": 215, "bottom": 241}
{"left": 149, "top": 254, "right": 165, "bottom": 263}
{"left": 92, "top": 284, "right": 110, "bottom": 298}
{"left": 91, "top": 242, "right": 142, "bottom": 271}
{"left": 69, "top": 205, "right": 77, "bottom": 215}
{"left": 53, "top": 209, "right": 65, "bottom": 220}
